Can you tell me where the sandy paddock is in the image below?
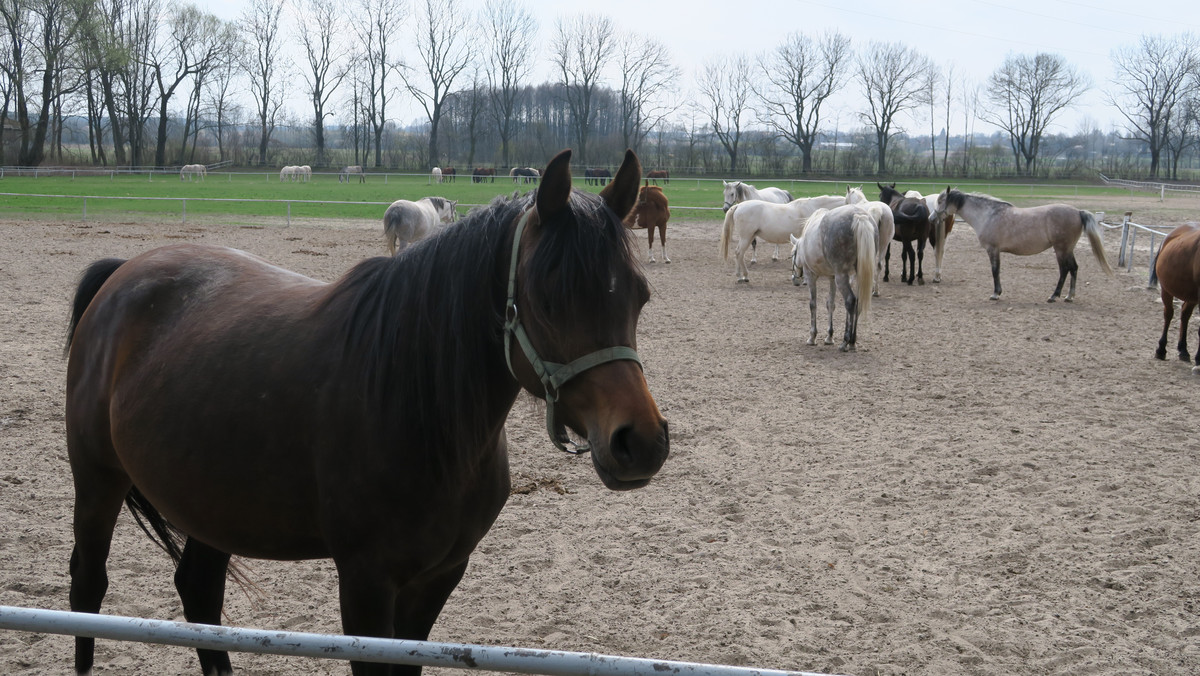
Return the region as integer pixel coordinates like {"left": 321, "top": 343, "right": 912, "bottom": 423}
{"left": 1, "top": 191, "right": 1198, "bottom": 676}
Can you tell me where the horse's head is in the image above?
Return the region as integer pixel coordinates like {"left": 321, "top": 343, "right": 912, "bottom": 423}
{"left": 846, "top": 186, "right": 866, "bottom": 204}
{"left": 933, "top": 186, "right": 963, "bottom": 220}
{"left": 506, "top": 148, "right": 669, "bottom": 490}
{"left": 877, "top": 182, "right": 902, "bottom": 207}
{"left": 721, "top": 181, "right": 741, "bottom": 212}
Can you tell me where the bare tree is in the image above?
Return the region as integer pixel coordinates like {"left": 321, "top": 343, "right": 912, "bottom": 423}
{"left": 549, "top": 13, "right": 615, "bottom": 168}
{"left": 401, "top": 0, "right": 472, "bottom": 168}
{"left": 241, "top": 0, "right": 287, "bottom": 166}
{"left": 615, "top": 31, "right": 679, "bottom": 154}
{"left": 940, "top": 64, "right": 954, "bottom": 174}
{"left": 203, "top": 42, "right": 241, "bottom": 162}
{"left": 1164, "top": 93, "right": 1200, "bottom": 180}
{"left": 149, "top": 4, "right": 229, "bottom": 167}
{"left": 856, "top": 41, "right": 931, "bottom": 174}
{"left": 178, "top": 17, "right": 236, "bottom": 163}
{"left": 756, "top": 30, "right": 850, "bottom": 174}
{"left": 696, "top": 54, "right": 753, "bottom": 174}
{"left": 1109, "top": 33, "right": 1200, "bottom": 179}
{"left": 483, "top": 0, "right": 535, "bottom": 168}
{"left": 295, "top": 0, "right": 347, "bottom": 167}
{"left": 353, "top": 0, "right": 405, "bottom": 168}
{"left": 983, "top": 52, "right": 1089, "bottom": 176}
{"left": 923, "top": 65, "right": 940, "bottom": 174}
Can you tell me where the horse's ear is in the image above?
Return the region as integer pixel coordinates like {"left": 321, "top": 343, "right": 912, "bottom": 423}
{"left": 876, "top": 182, "right": 884, "bottom": 190}
{"left": 536, "top": 149, "right": 573, "bottom": 221}
{"left": 599, "top": 149, "right": 641, "bottom": 219}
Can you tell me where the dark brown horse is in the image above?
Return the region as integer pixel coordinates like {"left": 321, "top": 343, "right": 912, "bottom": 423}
{"left": 647, "top": 169, "right": 669, "bottom": 185}
{"left": 471, "top": 166, "right": 495, "bottom": 183}
{"left": 624, "top": 184, "right": 670, "bottom": 263}
{"left": 63, "top": 149, "right": 669, "bottom": 676}
{"left": 441, "top": 166, "right": 456, "bottom": 182}
{"left": 585, "top": 167, "right": 611, "bottom": 186}
{"left": 1153, "top": 223, "right": 1200, "bottom": 369}
{"left": 877, "top": 182, "right": 931, "bottom": 285}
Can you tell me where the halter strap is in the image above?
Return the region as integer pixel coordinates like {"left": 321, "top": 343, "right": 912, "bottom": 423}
{"left": 503, "top": 208, "right": 642, "bottom": 454}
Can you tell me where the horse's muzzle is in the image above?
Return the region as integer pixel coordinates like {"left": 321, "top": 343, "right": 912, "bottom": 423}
{"left": 590, "top": 419, "right": 670, "bottom": 491}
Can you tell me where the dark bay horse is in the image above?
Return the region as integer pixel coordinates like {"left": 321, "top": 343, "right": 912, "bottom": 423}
{"left": 877, "top": 182, "right": 931, "bottom": 285}
{"left": 471, "top": 166, "right": 495, "bottom": 183}
{"left": 1153, "top": 223, "right": 1200, "bottom": 369}
{"left": 63, "top": 148, "right": 669, "bottom": 676}
{"left": 441, "top": 166, "right": 456, "bottom": 182}
{"left": 624, "top": 184, "right": 670, "bottom": 263}
{"left": 585, "top": 167, "right": 611, "bottom": 185}
{"left": 647, "top": 169, "right": 669, "bottom": 185}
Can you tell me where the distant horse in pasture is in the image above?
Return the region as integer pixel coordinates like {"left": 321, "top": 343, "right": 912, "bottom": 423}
{"left": 790, "top": 204, "right": 876, "bottom": 352}
{"left": 280, "top": 166, "right": 297, "bottom": 182}
{"left": 383, "top": 196, "right": 459, "bottom": 255}
{"left": 647, "top": 169, "right": 669, "bottom": 185}
{"left": 932, "top": 187, "right": 1113, "bottom": 302}
{"left": 877, "top": 183, "right": 931, "bottom": 285}
{"left": 624, "top": 185, "right": 670, "bottom": 263}
{"left": 180, "top": 164, "right": 206, "bottom": 181}
{"left": 473, "top": 167, "right": 496, "bottom": 183}
{"left": 442, "top": 166, "right": 456, "bottom": 182}
{"left": 339, "top": 165, "right": 366, "bottom": 183}
{"left": 585, "top": 168, "right": 612, "bottom": 186}
{"left": 511, "top": 167, "right": 540, "bottom": 184}
{"left": 61, "top": 147, "right": 667, "bottom": 676}
{"left": 299, "top": 165, "right": 312, "bottom": 182}
{"left": 1151, "top": 223, "right": 1200, "bottom": 370}
{"left": 432, "top": 167, "right": 442, "bottom": 184}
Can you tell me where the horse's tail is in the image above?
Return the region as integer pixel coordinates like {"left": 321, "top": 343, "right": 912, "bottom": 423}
{"left": 853, "top": 211, "right": 876, "bottom": 316}
{"left": 1081, "top": 210, "right": 1113, "bottom": 275}
{"left": 65, "top": 258, "right": 126, "bottom": 358}
{"left": 720, "top": 204, "right": 738, "bottom": 260}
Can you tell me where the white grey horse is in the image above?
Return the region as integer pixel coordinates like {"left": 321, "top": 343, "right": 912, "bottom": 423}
{"left": 383, "top": 196, "right": 459, "bottom": 255}
{"left": 722, "top": 180, "right": 795, "bottom": 263}
{"left": 790, "top": 204, "right": 877, "bottom": 352}
{"left": 932, "top": 188, "right": 1113, "bottom": 302}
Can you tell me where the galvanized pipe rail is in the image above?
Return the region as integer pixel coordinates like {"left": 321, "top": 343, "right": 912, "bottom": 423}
{"left": 0, "top": 606, "right": 833, "bottom": 676}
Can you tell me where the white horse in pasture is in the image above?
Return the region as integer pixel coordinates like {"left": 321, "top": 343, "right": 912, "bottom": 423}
{"left": 790, "top": 204, "right": 876, "bottom": 352}
{"left": 383, "top": 196, "right": 460, "bottom": 255}
{"left": 299, "top": 165, "right": 312, "bottom": 182}
{"left": 432, "top": 167, "right": 442, "bottom": 184}
{"left": 722, "top": 180, "right": 796, "bottom": 263}
{"left": 180, "top": 164, "right": 206, "bottom": 181}
{"left": 721, "top": 196, "right": 845, "bottom": 283}
{"left": 340, "top": 165, "right": 366, "bottom": 183}
{"left": 280, "top": 166, "right": 296, "bottom": 182}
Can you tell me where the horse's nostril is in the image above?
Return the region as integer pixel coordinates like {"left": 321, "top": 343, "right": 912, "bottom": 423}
{"left": 609, "top": 425, "right": 635, "bottom": 466}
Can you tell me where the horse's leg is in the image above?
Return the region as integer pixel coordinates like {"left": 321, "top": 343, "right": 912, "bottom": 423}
{"left": 1049, "top": 250, "right": 1072, "bottom": 302}
{"left": 68, "top": 461, "right": 131, "bottom": 676}
{"left": 771, "top": 244, "right": 780, "bottom": 262}
{"left": 1178, "top": 301, "right": 1196, "bottom": 362}
{"left": 646, "top": 226, "right": 656, "bottom": 263}
{"left": 336, "top": 557, "right": 399, "bottom": 676}
{"left": 389, "top": 562, "right": 471, "bottom": 676}
{"left": 1157, "top": 290, "right": 1175, "bottom": 360}
{"left": 1064, "top": 252, "right": 1080, "bottom": 302}
{"left": 660, "top": 226, "right": 670, "bottom": 263}
{"left": 174, "top": 537, "right": 234, "bottom": 676}
{"left": 902, "top": 241, "right": 914, "bottom": 285}
{"left": 806, "top": 271, "right": 818, "bottom": 345}
{"left": 915, "top": 238, "right": 926, "bottom": 286}
{"left": 749, "top": 238, "right": 758, "bottom": 264}
{"left": 988, "top": 248, "right": 1002, "bottom": 300}
{"left": 735, "top": 241, "right": 750, "bottom": 283}
{"left": 884, "top": 243, "right": 891, "bottom": 282}
{"left": 836, "top": 273, "right": 857, "bottom": 352}
{"left": 824, "top": 277, "right": 835, "bottom": 345}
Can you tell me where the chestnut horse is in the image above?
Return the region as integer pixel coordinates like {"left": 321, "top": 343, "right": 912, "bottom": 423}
{"left": 63, "top": 149, "right": 669, "bottom": 676}
{"left": 624, "top": 184, "right": 670, "bottom": 263}
{"left": 1153, "top": 223, "right": 1200, "bottom": 371}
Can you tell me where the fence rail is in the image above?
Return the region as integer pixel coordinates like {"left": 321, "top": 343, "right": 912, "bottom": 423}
{"left": 1097, "top": 211, "right": 1175, "bottom": 286}
{"left": 0, "top": 606, "right": 832, "bottom": 676}
{"left": 1098, "top": 174, "right": 1200, "bottom": 198}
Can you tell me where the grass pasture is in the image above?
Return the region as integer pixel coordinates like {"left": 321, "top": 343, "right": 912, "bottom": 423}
{"left": 0, "top": 169, "right": 1178, "bottom": 226}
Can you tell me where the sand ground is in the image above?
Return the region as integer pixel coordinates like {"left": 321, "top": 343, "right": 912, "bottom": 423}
{"left": 1, "top": 191, "right": 1198, "bottom": 675}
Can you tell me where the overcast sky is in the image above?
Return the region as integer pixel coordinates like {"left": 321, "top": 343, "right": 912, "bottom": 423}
{"left": 204, "top": 0, "right": 1200, "bottom": 136}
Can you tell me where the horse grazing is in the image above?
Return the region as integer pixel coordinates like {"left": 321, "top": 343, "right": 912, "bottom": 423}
{"left": 585, "top": 168, "right": 612, "bottom": 186}
{"left": 647, "top": 169, "right": 669, "bottom": 185}
{"left": 720, "top": 196, "right": 837, "bottom": 283}
{"left": 340, "top": 165, "right": 366, "bottom": 183}
{"left": 441, "top": 166, "right": 456, "bottom": 182}
{"left": 472, "top": 167, "right": 496, "bottom": 183}
{"left": 299, "top": 165, "right": 312, "bottom": 182}
{"left": 383, "top": 196, "right": 459, "bottom": 255}
{"left": 63, "top": 148, "right": 669, "bottom": 676}
{"left": 933, "top": 187, "right": 1113, "bottom": 302}
{"left": 877, "top": 183, "right": 931, "bottom": 285}
{"left": 903, "top": 188, "right": 955, "bottom": 283}
{"left": 431, "top": 167, "right": 442, "bottom": 183}
{"left": 1152, "top": 223, "right": 1200, "bottom": 370}
{"left": 280, "top": 165, "right": 297, "bottom": 182}
{"left": 511, "top": 167, "right": 540, "bottom": 184}
{"left": 789, "top": 204, "right": 876, "bottom": 352}
{"left": 721, "top": 180, "right": 797, "bottom": 263}
{"left": 624, "top": 184, "right": 670, "bottom": 263}
{"left": 179, "top": 164, "right": 206, "bottom": 181}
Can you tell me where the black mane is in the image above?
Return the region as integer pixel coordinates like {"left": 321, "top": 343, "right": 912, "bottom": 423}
{"left": 321, "top": 187, "right": 645, "bottom": 474}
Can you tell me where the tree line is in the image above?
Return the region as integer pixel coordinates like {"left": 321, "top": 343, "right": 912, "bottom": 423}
{"left": 2, "top": 0, "right": 1198, "bottom": 180}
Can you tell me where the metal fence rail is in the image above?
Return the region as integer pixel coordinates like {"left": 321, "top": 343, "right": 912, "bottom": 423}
{"left": 1097, "top": 211, "right": 1176, "bottom": 287}
{"left": 0, "top": 606, "right": 833, "bottom": 676}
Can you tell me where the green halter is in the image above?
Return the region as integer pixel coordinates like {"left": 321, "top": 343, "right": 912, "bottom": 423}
{"left": 503, "top": 209, "right": 643, "bottom": 454}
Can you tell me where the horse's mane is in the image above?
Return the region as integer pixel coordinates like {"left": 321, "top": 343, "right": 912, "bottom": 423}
{"left": 734, "top": 182, "right": 753, "bottom": 201}
{"left": 422, "top": 196, "right": 450, "bottom": 212}
{"left": 321, "top": 188, "right": 645, "bottom": 475}
{"left": 960, "top": 190, "right": 1011, "bottom": 207}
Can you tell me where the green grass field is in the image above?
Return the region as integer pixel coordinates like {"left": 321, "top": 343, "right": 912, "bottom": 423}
{"left": 0, "top": 169, "right": 1147, "bottom": 224}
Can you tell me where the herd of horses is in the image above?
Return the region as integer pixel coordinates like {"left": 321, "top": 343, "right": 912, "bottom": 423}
{"left": 52, "top": 148, "right": 1199, "bottom": 676}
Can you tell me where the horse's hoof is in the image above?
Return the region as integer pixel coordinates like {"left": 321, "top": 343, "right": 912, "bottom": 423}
{"left": 1179, "top": 353, "right": 1191, "bottom": 363}
{"left": 824, "top": 338, "right": 833, "bottom": 346}
{"left": 791, "top": 276, "right": 802, "bottom": 286}
{"left": 932, "top": 277, "right": 941, "bottom": 284}
{"left": 1047, "top": 297, "right": 1057, "bottom": 303}
{"left": 737, "top": 278, "right": 749, "bottom": 284}
{"left": 872, "top": 291, "right": 879, "bottom": 297}
{"left": 664, "top": 258, "right": 671, "bottom": 264}
{"left": 839, "top": 344, "right": 850, "bottom": 352}
{"left": 989, "top": 294, "right": 1000, "bottom": 301}
{"left": 917, "top": 278, "right": 925, "bottom": 286}
{"left": 1064, "top": 297, "right": 1073, "bottom": 303}
{"left": 1155, "top": 350, "right": 1166, "bottom": 360}
{"left": 1193, "top": 364, "right": 1200, "bottom": 375}
{"left": 806, "top": 338, "right": 816, "bottom": 346}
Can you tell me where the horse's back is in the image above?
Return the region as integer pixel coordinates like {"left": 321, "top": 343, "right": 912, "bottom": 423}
{"left": 1157, "top": 224, "right": 1200, "bottom": 301}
